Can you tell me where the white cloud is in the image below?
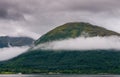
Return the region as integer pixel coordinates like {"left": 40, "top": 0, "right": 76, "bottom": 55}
{"left": 33, "top": 36, "right": 120, "bottom": 51}
{"left": 0, "top": 20, "right": 40, "bottom": 39}
{"left": 0, "top": 46, "right": 29, "bottom": 61}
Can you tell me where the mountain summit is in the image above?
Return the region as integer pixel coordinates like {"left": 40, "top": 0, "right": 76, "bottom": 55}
{"left": 35, "top": 22, "right": 120, "bottom": 45}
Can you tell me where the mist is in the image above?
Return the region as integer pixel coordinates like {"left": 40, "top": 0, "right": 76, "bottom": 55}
{"left": 0, "top": 46, "right": 29, "bottom": 61}
{"left": 34, "top": 36, "right": 120, "bottom": 51}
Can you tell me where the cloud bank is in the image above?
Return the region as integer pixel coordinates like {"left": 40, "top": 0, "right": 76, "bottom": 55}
{"left": 0, "top": 0, "right": 120, "bottom": 37}
{"left": 0, "top": 46, "right": 29, "bottom": 61}
{"left": 34, "top": 36, "right": 120, "bottom": 51}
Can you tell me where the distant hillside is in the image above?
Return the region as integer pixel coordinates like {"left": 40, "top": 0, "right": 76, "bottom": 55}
{"left": 0, "top": 36, "right": 34, "bottom": 48}
{"left": 35, "top": 22, "right": 120, "bottom": 45}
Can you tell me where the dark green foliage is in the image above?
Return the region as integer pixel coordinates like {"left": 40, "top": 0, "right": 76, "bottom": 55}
{"left": 1, "top": 50, "right": 120, "bottom": 74}
{"left": 35, "top": 22, "right": 120, "bottom": 45}
{"left": 0, "top": 36, "right": 34, "bottom": 48}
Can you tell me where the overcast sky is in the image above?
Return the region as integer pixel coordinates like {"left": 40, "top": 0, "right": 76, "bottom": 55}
{"left": 0, "top": 0, "right": 120, "bottom": 39}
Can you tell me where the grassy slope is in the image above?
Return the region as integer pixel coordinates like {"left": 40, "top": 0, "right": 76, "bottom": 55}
{"left": 35, "top": 22, "right": 120, "bottom": 45}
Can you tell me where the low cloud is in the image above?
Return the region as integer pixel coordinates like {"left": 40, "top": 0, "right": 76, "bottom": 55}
{"left": 0, "top": 46, "right": 29, "bottom": 61}
{"left": 34, "top": 36, "right": 120, "bottom": 51}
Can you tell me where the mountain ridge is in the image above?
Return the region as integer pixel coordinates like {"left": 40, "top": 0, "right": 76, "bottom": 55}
{"left": 0, "top": 36, "right": 34, "bottom": 48}
{"left": 35, "top": 22, "right": 120, "bottom": 45}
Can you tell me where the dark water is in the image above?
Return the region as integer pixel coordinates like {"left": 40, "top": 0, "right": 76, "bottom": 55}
{"left": 0, "top": 75, "right": 120, "bottom": 77}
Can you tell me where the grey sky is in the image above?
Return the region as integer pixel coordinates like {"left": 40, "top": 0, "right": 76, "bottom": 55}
{"left": 0, "top": 0, "right": 120, "bottom": 39}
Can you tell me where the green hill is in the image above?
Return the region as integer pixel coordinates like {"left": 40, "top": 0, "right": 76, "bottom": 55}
{"left": 35, "top": 22, "right": 120, "bottom": 45}
{"left": 0, "top": 22, "right": 120, "bottom": 74}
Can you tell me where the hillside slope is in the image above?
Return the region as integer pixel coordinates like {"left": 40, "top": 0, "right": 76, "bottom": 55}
{"left": 1, "top": 50, "right": 120, "bottom": 74}
{"left": 35, "top": 22, "right": 120, "bottom": 45}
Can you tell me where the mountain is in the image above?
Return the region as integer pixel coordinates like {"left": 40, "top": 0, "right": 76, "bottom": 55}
{"left": 0, "top": 36, "right": 34, "bottom": 48}
{"left": 0, "top": 22, "right": 120, "bottom": 74}
{"left": 35, "top": 22, "right": 120, "bottom": 45}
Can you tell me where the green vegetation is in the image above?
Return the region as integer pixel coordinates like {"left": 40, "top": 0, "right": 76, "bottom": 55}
{"left": 35, "top": 22, "right": 120, "bottom": 45}
{"left": 1, "top": 50, "right": 120, "bottom": 74}
{"left": 0, "top": 72, "right": 15, "bottom": 74}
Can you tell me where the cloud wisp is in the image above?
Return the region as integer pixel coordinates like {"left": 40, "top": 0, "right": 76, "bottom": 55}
{"left": 34, "top": 36, "right": 120, "bottom": 51}
{"left": 0, "top": 46, "right": 29, "bottom": 61}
